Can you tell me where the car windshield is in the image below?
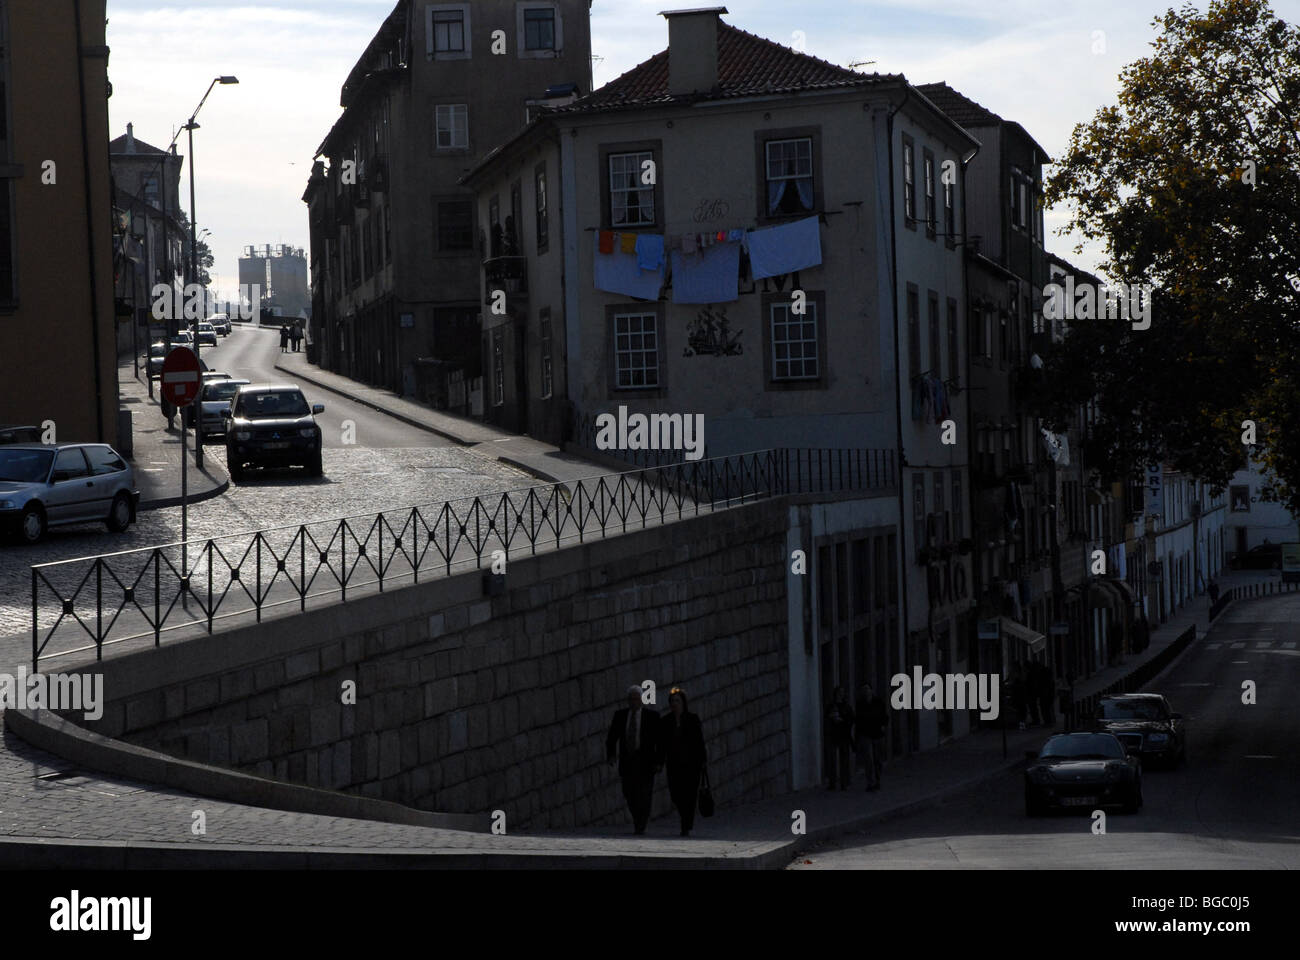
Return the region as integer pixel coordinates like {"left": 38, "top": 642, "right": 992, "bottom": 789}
{"left": 204, "top": 382, "right": 243, "bottom": 401}
{"left": 1039, "top": 735, "right": 1124, "bottom": 760}
{"left": 1099, "top": 699, "right": 1167, "bottom": 721}
{"left": 150, "top": 344, "right": 167, "bottom": 356}
{"left": 237, "top": 391, "right": 309, "bottom": 419}
{"left": 0, "top": 448, "right": 54, "bottom": 483}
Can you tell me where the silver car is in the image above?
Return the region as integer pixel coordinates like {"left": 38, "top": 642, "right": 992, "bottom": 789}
{"left": 0, "top": 444, "right": 140, "bottom": 544}
{"left": 196, "top": 378, "right": 250, "bottom": 442}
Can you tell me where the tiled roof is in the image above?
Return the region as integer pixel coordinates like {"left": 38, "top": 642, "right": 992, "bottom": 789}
{"left": 556, "top": 21, "right": 901, "bottom": 114}
{"left": 915, "top": 83, "right": 1002, "bottom": 128}
{"left": 109, "top": 133, "right": 167, "bottom": 155}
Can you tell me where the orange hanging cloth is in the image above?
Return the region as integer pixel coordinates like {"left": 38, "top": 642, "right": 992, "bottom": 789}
{"left": 598, "top": 231, "right": 616, "bottom": 254}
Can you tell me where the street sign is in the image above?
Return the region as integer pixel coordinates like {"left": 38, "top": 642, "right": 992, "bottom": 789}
{"left": 160, "top": 346, "right": 201, "bottom": 407}
{"left": 1145, "top": 463, "right": 1164, "bottom": 519}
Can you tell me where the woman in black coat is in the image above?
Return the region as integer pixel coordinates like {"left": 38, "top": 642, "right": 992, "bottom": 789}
{"left": 662, "top": 687, "right": 707, "bottom": 836}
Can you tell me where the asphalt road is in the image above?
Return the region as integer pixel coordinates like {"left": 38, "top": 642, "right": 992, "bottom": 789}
{"left": 199, "top": 325, "right": 453, "bottom": 451}
{"left": 789, "top": 591, "right": 1300, "bottom": 869}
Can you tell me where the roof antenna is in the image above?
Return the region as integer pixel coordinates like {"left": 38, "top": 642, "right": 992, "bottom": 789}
{"left": 849, "top": 59, "right": 877, "bottom": 70}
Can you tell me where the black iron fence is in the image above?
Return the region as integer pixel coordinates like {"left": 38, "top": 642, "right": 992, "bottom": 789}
{"left": 1210, "top": 579, "right": 1298, "bottom": 621}
{"left": 30, "top": 448, "right": 896, "bottom": 669}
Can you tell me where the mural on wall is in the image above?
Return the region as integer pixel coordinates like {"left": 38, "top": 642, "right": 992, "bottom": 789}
{"left": 684, "top": 305, "right": 743, "bottom": 357}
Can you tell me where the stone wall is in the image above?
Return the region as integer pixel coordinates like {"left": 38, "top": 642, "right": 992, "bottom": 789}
{"left": 78, "top": 499, "right": 792, "bottom": 829}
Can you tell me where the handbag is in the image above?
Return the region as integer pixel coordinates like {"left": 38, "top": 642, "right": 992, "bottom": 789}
{"left": 698, "top": 765, "right": 714, "bottom": 818}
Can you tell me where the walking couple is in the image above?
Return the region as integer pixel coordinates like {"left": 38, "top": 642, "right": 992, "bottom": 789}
{"left": 606, "top": 685, "right": 708, "bottom": 836}
{"left": 825, "top": 683, "right": 889, "bottom": 791}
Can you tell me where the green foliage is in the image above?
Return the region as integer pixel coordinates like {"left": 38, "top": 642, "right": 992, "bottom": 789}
{"left": 1039, "top": 0, "right": 1300, "bottom": 510}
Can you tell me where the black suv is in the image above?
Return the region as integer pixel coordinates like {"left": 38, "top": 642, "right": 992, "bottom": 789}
{"left": 223, "top": 384, "right": 324, "bottom": 480}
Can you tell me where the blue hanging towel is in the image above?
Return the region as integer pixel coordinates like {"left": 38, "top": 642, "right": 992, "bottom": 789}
{"left": 670, "top": 241, "right": 741, "bottom": 304}
{"left": 636, "top": 234, "right": 665, "bottom": 272}
{"left": 744, "top": 215, "right": 823, "bottom": 279}
{"left": 594, "top": 244, "right": 664, "bottom": 300}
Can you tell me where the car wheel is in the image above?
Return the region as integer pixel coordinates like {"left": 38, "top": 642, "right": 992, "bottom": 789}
{"left": 227, "top": 457, "right": 243, "bottom": 482}
{"left": 1124, "top": 781, "right": 1142, "bottom": 813}
{"left": 106, "top": 493, "right": 132, "bottom": 533}
{"left": 19, "top": 505, "right": 46, "bottom": 544}
{"left": 306, "top": 451, "right": 323, "bottom": 477}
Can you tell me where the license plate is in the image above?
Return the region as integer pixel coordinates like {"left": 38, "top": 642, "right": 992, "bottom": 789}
{"left": 263, "top": 442, "right": 290, "bottom": 450}
{"left": 1061, "top": 797, "right": 1095, "bottom": 806}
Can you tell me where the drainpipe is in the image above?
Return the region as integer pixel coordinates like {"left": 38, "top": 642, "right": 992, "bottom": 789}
{"left": 886, "top": 86, "right": 911, "bottom": 746}
{"left": 74, "top": 0, "right": 106, "bottom": 441}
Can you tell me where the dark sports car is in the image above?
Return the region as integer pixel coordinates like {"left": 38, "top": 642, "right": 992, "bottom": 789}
{"left": 1092, "top": 693, "right": 1186, "bottom": 768}
{"left": 1025, "top": 732, "right": 1142, "bottom": 815}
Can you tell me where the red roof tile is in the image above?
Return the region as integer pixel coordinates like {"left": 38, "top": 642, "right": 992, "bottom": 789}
{"left": 557, "top": 21, "right": 901, "bottom": 114}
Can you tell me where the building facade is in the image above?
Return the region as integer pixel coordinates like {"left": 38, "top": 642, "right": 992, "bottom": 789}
{"left": 304, "top": 0, "right": 592, "bottom": 410}
{"left": 0, "top": 0, "right": 118, "bottom": 446}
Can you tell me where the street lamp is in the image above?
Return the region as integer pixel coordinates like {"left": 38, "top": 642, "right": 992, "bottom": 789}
{"left": 183, "top": 74, "right": 238, "bottom": 469}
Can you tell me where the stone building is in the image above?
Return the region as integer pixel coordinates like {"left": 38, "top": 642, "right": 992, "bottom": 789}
{"left": 0, "top": 0, "right": 118, "bottom": 446}
{"left": 304, "top": 0, "right": 593, "bottom": 410}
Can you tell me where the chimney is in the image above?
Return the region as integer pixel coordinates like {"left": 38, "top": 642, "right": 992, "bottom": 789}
{"left": 661, "top": 7, "right": 727, "bottom": 96}
{"left": 125, "top": 122, "right": 135, "bottom": 151}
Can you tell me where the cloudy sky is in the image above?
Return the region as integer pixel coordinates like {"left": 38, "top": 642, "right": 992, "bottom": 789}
{"left": 104, "top": 0, "right": 1234, "bottom": 296}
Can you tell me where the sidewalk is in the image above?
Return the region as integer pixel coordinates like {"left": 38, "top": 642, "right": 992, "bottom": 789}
{"left": 118, "top": 360, "right": 228, "bottom": 510}
{"left": 272, "top": 351, "right": 605, "bottom": 487}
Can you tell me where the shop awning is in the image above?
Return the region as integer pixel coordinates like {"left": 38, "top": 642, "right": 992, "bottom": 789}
{"left": 999, "top": 616, "right": 1046, "bottom": 655}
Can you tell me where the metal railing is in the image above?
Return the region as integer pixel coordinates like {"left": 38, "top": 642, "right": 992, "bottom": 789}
{"left": 1210, "top": 579, "right": 1298, "bottom": 620}
{"left": 30, "top": 447, "right": 895, "bottom": 669}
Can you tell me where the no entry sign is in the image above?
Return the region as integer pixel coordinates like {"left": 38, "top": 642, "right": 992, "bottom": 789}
{"left": 160, "top": 346, "right": 201, "bottom": 407}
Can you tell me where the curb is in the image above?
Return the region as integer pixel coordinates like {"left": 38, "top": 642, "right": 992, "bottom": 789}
{"left": 3, "top": 708, "right": 487, "bottom": 834}
{"left": 274, "top": 363, "right": 475, "bottom": 448}
{"left": 139, "top": 464, "right": 229, "bottom": 512}
{"left": 274, "top": 362, "right": 575, "bottom": 488}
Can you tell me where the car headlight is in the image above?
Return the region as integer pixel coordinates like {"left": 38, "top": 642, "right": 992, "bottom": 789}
{"left": 1028, "top": 767, "right": 1052, "bottom": 784}
{"left": 1105, "top": 765, "right": 1122, "bottom": 781}
{"left": 299, "top": 427, "right": 317, "bottom": 438}
{"left": 0, "top": 499, "right": 13, "bottom": 509}
{"left": 235, "top": 431, "right": 252, "bottom": 441}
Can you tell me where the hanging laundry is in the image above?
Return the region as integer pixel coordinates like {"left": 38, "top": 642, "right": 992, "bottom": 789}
{"left": 670, "top": 241, "right": 741, "bottom": 304}
{"left": 635, "top": 234, "right": 665, "bottom": 272}
{"left": 911, "top": 378, "right": 926, "bottom": 421}
{"left": 594, "top": 244, "right": 664, "bottom": 300}
{"left": 682, "top": 232, "right": 697, "bottom": 255}
{"left": 744, "top": 215, "right": 823, "bottom": 280}
{"left": 727, "top": 229, "right": 745, "bottom": 243}
{"left": 699, "top": 232, "right": 712, "bottom": 250}
{"left": 619, "top": 232, "right": 637, "bottom": 255}
{"left": 598, "top": 231, "right": 615, "bottom": 255}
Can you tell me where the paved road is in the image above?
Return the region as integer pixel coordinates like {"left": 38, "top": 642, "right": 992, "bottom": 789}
{"left": 789, "top": 591, "right": 1300, "bottom": 869}
{"left": 0, "top": 327, "right": 532, "bottom": 665}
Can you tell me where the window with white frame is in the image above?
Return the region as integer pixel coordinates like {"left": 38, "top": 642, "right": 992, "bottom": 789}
{"left": 428, "top": 5, "right": 470, "bottom": 58}
{"left": 923, "top": 149, "right": 936, "bottom": 237}
{"left": 764, "top": 137, "right": 814, "bottom": 217}
{"left": 770, "top": 300, "right": 819, "bottom": 380}
{"left": 614, "top": 312, "right": 659, "bottom": 389}
{"left": 492, "top": 329, "right": 505, "bottom": 406}
{"left": 608, "top": 151, "right": 654, "bottom": 227}
{"left": 943, "top": 178, "right": 955, "bottom": 242}
{"left": 540, "top": 311, "right": 554, "bottom": 398}
{"left": 435, "top": 104, "right": 468, "bottom": 149}
{"left": 902, "top": 137, "right": 916, "bottom": 224}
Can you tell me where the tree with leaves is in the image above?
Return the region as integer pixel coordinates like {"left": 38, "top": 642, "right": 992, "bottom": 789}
{"left": 177, "top": 210, "right": 215, "bottom": 288}
{"left": 1039, "top": 0, "right": 1300, "bottom": 512}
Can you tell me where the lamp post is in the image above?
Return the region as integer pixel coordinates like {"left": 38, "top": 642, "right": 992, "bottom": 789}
{"left": 182, "top": 75, "right": 238, "bottom": 470}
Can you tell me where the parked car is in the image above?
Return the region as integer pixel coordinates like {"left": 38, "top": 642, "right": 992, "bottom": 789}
{"left": 160, "top": 358, "right": 215, "bottom": 426}
{"left": 195, "top": 378, "right": 250, "bottom": 442}
{"left": 224, "top": 384, "right": 325, "bottom": 480}
{"left": 182, "top": 372, "right": 235, "bottom": 427}
{"left": 1090, "top": 693, "right": 1186, "bottom": 767}
{"left": 0, "top": 443, "right": 139, "bottom": 544}
{"left": 0, "top": 425, "right": 43, "bottom": 445}
{"left": 209, "top": 314, "right": 232, "bottom": 336}
{"left": 147, "top": 341, "right": 170, "bottom": 379}
{"left": 191, "top": 322, "right": 218, "bottom": 347}
{"left": 1230, "top": 542, "right": 1282, "bottom": 570}
{"left": 1024, "top": 732, "right": 1142, "bottom": 815}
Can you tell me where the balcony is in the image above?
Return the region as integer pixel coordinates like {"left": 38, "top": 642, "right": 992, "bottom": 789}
{"left": 484, "top": 256, "right": 529, "bottom": 303}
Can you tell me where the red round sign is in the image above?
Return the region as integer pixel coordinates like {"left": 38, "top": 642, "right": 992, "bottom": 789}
{"left": 160, "top": 346, "right": 202, "bottom": 407}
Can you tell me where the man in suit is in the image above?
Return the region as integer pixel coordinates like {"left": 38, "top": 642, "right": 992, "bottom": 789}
{"left": 606, "top": 684, "right": 662, "bottom": 835}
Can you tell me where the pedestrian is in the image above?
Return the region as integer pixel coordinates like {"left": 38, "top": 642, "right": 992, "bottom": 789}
{"left": 294, "top": 322, "right": 303, "bottom": 352}
{"left": 605, "top": 685, "right": 661, "bottom": 835}
{"left": 854, "top": 682, "right": 889, "bottom": 791}
{"left": 1007, "top": 664, "right": 1027, "bottom": 730}
{"left": 279, "top": 324, "right": 289, "bottom": 353}
{"left": 661, "top": 686, "right": 706, "bottom": 836}
{"left": 824, "top": 686, "right": 855, "bottom": 790}
{"left": 1026, "top": 661, "right": 1043, "bottom": 726}
{"left": 1034, "top": 662, "right": 1056, "bottom": 728}
{"left": 1208, "top": 580, "right": 1220, "bottom": 604}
